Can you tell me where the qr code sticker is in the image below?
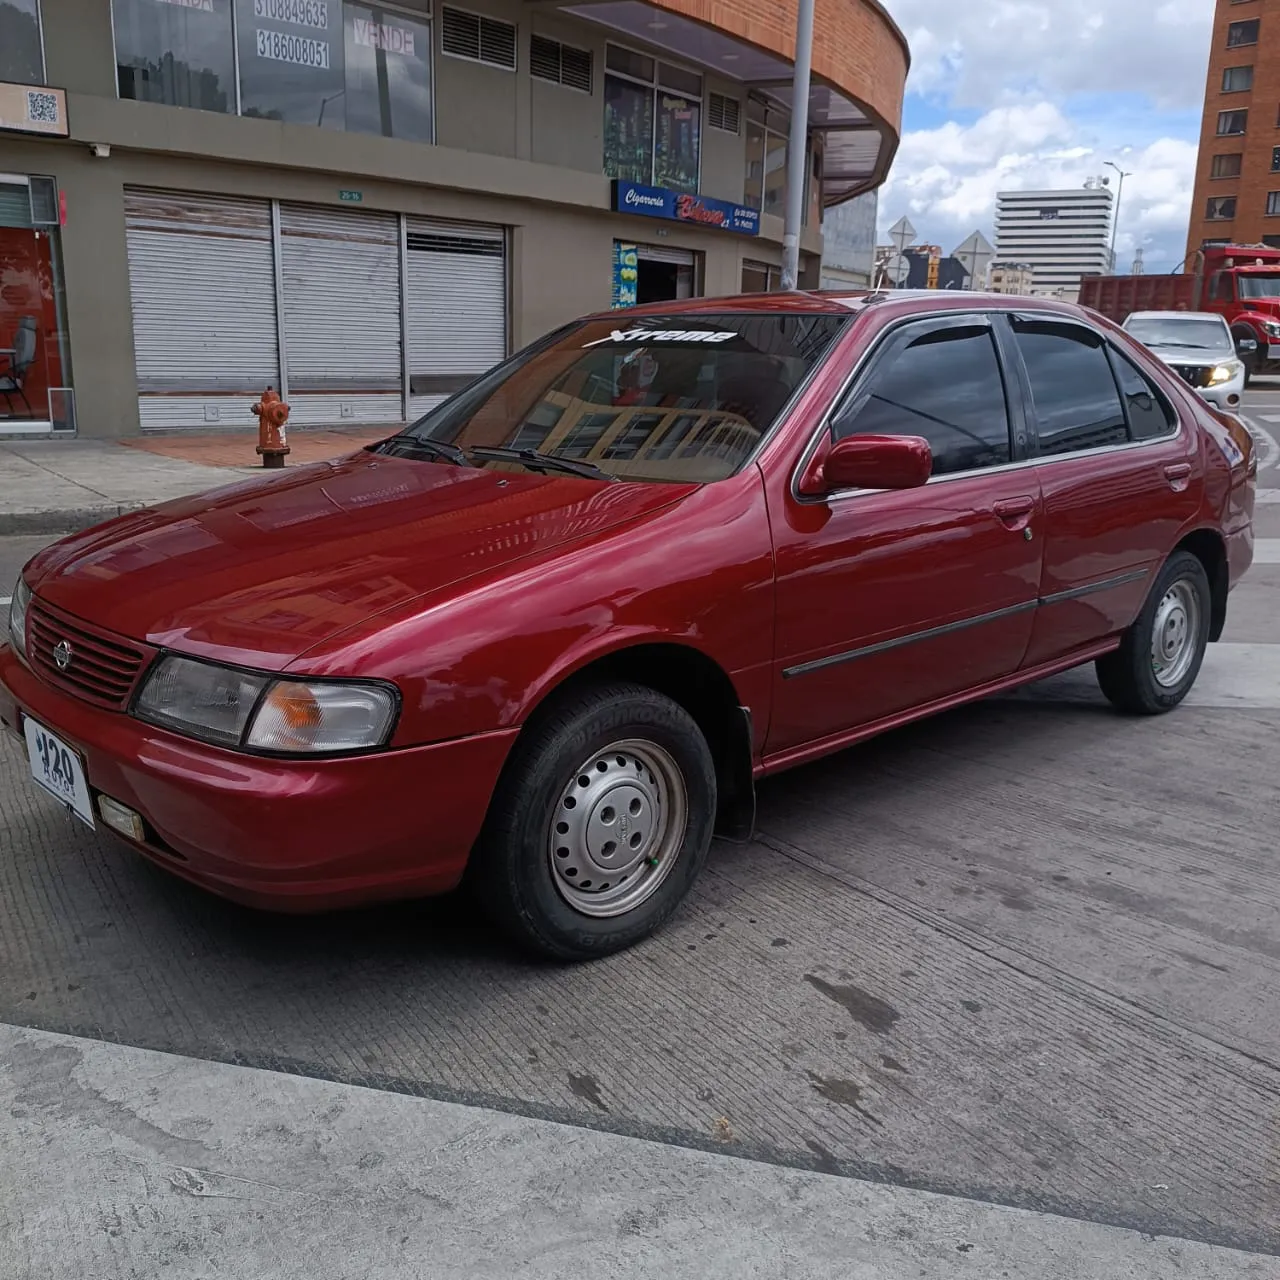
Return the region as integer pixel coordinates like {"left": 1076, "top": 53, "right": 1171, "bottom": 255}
{"left": 26, "top": 91, "right": 59, "bottom": 125}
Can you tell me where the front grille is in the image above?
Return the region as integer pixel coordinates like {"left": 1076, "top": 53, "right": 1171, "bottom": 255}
{"left": 1171, "top": 363, "right": 1214, "bottom": 389}
{"left": 27, "top": 597, "right": 153, "bottom": 711}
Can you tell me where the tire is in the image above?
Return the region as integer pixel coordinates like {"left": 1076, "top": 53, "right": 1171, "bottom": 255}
{"left": 471, "top": 682, "right": 717, "bottom": 960}
{"left": 1095, "top": 550, "right": 1211, "bottom": 715}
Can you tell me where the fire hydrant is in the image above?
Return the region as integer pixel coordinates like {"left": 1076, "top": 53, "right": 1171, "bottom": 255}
{"left": 251, "top": 387, "right": 291, "bottom": 468}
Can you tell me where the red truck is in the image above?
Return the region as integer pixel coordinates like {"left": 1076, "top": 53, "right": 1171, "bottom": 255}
{"left": 1080, "top": 243, "right": 1280, "bottom": 381}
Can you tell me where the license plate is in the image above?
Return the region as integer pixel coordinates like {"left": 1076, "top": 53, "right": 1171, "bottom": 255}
{"left": 24, "top": 718, "right": 95, "bottom": 829}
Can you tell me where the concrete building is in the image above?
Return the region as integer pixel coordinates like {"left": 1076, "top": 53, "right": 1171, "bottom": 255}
{"left": 987, "top": 261, "right": 1035, "bottom": 295}
{"left": 993, "top": 184, "right": 1114, "bottom": 301}
{"left": 818, "top": 189, "right": 877, "bottom": 288}
{"left": 1187, "top": 0, "right": 1280, "bottom": 257}
{"left": 0, "top": 0, "right": 908, "bottom": 439}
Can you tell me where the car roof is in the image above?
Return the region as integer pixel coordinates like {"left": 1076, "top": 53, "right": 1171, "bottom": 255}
{"left": 1125, "top": 310, "right": 1227, "bottom": 324}
{"left": 586, "top": 289, "right": 1099, "bottom": 323}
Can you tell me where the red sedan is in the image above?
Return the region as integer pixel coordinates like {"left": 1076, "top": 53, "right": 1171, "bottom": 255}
{"left": 1, "top": 292, "right": 1257, "bottom": 959}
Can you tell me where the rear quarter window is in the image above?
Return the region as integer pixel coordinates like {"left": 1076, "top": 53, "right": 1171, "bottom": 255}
{"left": 1107, "top": 348, "right": 1177, "bottom": 442}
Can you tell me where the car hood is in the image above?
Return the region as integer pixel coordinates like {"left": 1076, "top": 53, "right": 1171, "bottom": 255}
{"left": 28, "top": 450, "right": 694, "bottom": 669}
{"left": 1148, "top": 345, "right": 1236, "bottom": 366}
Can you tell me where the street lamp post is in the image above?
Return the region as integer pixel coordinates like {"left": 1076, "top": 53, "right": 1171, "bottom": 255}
{"left": 780, "top": 0, "right": 816, "bottom": 291}
{"left": 1105, "top": 161, "right": 1132, "bottom": 273}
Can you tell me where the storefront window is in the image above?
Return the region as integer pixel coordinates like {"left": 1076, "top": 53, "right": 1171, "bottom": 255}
{"left": 0, "top": 177, "right": 72, "bottom": 428}
{"left": 236, "top": 0, "right": 346, "bottom": 126}
{"left": 0, "top": 0, "right": 44, "bottom": 85}
{"left": 344, "top": 2, "right": 432, "bottom": 142}
{"left": 114, "top": 0, "right": 236, "bottom": 113}
{"left": 604, "top": 45, "right": 701, "bottom": 193}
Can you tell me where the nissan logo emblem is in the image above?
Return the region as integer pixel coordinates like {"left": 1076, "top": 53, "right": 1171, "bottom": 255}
{"left": 53, "top": 640, "right": 73, "bottom": 671}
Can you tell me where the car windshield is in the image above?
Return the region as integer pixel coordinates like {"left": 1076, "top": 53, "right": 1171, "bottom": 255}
{"left": 1125, "top": 317, "right": 1232, "bottom": 351}
{"left": 1236, "top": 273, "right": 1280, "bottom": 299}
{"left": 397, "top": 312, "right": 848, "bottom": 483}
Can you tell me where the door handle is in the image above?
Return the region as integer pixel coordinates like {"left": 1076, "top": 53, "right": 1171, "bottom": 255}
{"left": 993, "top": 496, "right": 1035, "bottom": 529}
{"left": 1164, "top": 462, "right": 1192, "bottom": 492}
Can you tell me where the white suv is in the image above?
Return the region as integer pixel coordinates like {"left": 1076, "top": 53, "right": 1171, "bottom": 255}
{"left": 1122, "top": 311, "right": 1246, "bottom": 410}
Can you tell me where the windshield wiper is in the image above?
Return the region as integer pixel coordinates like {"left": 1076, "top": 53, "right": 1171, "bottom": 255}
{"left": 370, "top": 436, "right": 473, "bottom": 466}
{"left": 468, "top": 446, "right": 617, "bottom": 482}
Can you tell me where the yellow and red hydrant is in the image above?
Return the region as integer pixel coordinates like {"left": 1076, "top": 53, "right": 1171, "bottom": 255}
{"left": 251, "top": 387, "right": 291, "bottom": 468}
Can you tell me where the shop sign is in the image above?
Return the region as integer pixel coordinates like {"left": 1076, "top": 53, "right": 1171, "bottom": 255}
{"left": 611, "top": 180, "right": 759, "bottom": 237}
{"left": 0, "top": 83, "right": 69, "bottom": 138}
{"left": 352, "top": 17, "right": 417, "bottom": 55}
{"left": 612, "top": 242, "right": 639, "bottom": 309}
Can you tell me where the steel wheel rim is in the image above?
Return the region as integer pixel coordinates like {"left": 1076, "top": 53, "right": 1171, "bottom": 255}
{"left": 1150, "top": 579, "right": 1201, "bottom": 689}
{"left": 547, "top": 738, "right": 688, "bottom": 918}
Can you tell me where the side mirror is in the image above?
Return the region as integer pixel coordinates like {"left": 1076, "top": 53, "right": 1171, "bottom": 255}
{"left": 803, "top": 434, "right": 933, "bottom": 495}
{"left": 1237, "top": 336, "right": 1258, "bottom": 354}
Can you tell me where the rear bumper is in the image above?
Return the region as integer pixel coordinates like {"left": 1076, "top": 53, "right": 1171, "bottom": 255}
{"left": 0, "top": 643, "right": 518, "bottom": 911}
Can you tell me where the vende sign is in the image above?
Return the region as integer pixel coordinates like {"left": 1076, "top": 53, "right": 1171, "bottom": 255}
{"left": 611, "top": 180, "right": 760, "bottom": 236}
{"left": 352, "top": 18, "right": 416, "bottom": 55}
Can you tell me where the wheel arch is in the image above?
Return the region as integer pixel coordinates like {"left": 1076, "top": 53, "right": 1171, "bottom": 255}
{"left": 1175, "top": 527, "right": 1229, "bottom": 641}
{"left": 516, "top": 641, "right": 757, "bottom": 842}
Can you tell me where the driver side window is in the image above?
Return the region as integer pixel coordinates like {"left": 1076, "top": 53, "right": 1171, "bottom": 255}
{"left": 1210, "top": 272, "right": 1234, "bottom": 302}
{"left": 833, "top": 322, "right": 1013, "bottom": 476}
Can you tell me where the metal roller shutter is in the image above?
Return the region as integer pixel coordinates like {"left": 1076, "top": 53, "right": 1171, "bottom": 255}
{"left": 124, "top": 188, "right": 279, "bottom": 433}
{"left": 636, "top": 243, "right": 695, "bottom": 266}
{"left": 405, "top": 217, "right": 507, "bottom": 421}
{"left": 278, "top": 204, "right": 403, "bottom": 427}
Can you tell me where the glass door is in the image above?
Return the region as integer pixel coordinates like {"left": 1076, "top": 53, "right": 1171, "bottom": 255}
{"left": 0, "top": 174, "right": 73, "bottom": 433}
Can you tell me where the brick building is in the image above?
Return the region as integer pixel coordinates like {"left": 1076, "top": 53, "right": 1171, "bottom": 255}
{"left": 1188, "top": 0, "right": 1280, "bottom": 257}
{"left": 0, "top": 0, "right": 907, "bottom": 439}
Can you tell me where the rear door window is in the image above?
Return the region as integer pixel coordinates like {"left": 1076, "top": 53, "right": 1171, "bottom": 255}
{"left": 833, "top": 320, "right": 1012, "bottom": 476}
{"left": 1010, "top": 317, "right": 1128, "bottom": 456}
{"left": 1108, "top": 349, "right": 1177, "bottom": 442}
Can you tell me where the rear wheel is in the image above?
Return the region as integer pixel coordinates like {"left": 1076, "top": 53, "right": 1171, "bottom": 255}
{"left": 1095, "top": 550, "right": 1211, "bottom": 715}
{"left": 471, "top": 682, "right": 716, "bottom": 960}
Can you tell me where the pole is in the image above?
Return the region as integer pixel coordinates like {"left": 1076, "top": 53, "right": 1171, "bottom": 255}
{"left": 780, "top": 0, "right": 816, "bottom": 291}
{"left": 1106, "top": 162, "right": 1130, "bottom": 273}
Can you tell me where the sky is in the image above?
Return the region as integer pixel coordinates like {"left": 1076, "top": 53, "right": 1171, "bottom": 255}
{"left": 876, "top": 0, "right": 1215, "bottom": 272}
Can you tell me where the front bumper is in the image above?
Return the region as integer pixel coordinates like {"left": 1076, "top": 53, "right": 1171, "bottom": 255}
{"left": 0, "top": 643, "right": 518, "bottom": 911}
{"left": 1198, "top": 374, "right": 1246, "bottom": 410}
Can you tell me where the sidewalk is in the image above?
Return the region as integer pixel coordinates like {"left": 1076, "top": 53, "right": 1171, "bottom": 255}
{"left": 0, "top": 428, "right": 387, "bottom": 535}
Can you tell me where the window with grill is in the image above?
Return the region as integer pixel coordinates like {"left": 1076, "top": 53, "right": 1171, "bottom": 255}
{"left": 530, "top": 33, "right": 592, "bottom": 91}
{"left": 1267, "top": 191, "right": 1280, "bottom": 215}
{"left": 1212, "top": 153, "right": 1243, "bottom": 178}
{"left": 1223, "top": 64, "right": 1254, "bottom": 92}
{"left": 708, "top": 92, "right": 741, "bottom": 135}
{"left": 1208, "top": 196, "right": 1238, "bottom": 220}
{"left": 441, "top": 7, "right": 517, "bottom": 70}
{"left": 1217, "top": 109, "right": 1248, "bottom": 134}
{"left": 1227, "top": 18, "right": 1260, "bottom": 46}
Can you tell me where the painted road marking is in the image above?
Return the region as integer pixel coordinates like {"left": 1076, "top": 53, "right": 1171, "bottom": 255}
{"left": 1245, "top": 415, "right": 1280, "bottom": 471}
{"left": 1257, "top": 489, "right": 1280, "bottom": 504}
{"left": 1253, "top": 539, "right": 1280, "bottom": 564}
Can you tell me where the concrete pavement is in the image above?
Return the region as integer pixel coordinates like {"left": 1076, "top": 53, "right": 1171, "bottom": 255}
{"left": 4, "top": 1022, "right": 1277, "bottom": 1280}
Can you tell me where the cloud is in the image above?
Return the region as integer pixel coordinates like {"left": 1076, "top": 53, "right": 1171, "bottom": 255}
{"left": 888, "top": 0, "right": 1213, "bottom": 112}
{"left": 873, "top": 0, "right": 1213, "bottom": 272}
{"left": 879, "top": 108, "right": 1199, "bottom": 270}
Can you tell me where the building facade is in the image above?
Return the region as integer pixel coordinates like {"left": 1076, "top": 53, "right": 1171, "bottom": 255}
{"left": 0, "top": 0, "right": 908, "bottom": 438}
{"left": 987, "top": 262, "right": 1034, "bottom": 295}
{"left": 1187, "top": 0, "right": 1280, "bottom": 257}
{"left": 993, "top": 185, "right": 1114, "bottom": 301}
{"left": 818, "top": 189, "right": 877, "bottom": 288}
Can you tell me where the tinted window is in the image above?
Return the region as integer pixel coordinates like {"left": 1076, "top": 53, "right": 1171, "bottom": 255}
{"left": 1109, "top": 350, "right": 1176, "bottom": 442}
{"left": 344, "top": 2, "right": 432, "bottom": 142}
{"left": 0, "top": 0, "right": 43, "bottom": 85}
{"left": 1011, "top": 319, "right": 1128, "bottom": 456}
{"left": 834, "top": 323, "right": 1011, "bottom": 476}
{"left": 403, "top": 313, "right": 847, "bottom": 484}
{"left": 114, "top": 0, "right": 236, "bottom": 112}
{"left": 236, "top": 0, "right": 346, "bottom": 128}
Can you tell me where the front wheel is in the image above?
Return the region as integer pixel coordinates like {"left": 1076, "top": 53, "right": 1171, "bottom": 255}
{"left": 471, "top": 682, "right": 717, "bottom": 960}
{"left": 1095, "top": 550, "right": 1211, "bottom": 715}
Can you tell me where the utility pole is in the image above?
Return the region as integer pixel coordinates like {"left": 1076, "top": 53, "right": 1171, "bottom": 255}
{"left": 780, "top": 0, "right": 816, "bottom": 290}
{"left": 1105, "top": 161, "right": 1131, "bottom": 273}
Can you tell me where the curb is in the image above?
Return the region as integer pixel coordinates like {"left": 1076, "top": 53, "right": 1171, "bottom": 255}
{"left": 0, "top": 504, "right": 146, "bottom": 537}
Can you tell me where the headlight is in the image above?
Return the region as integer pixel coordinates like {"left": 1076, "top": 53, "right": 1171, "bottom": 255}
{"left": 1263, "top": 322, "right": 1280, "bottom": 338}
{"left": 1210, "top": 360, "right": 1244, "bottom": 384}
{"left": 134, "top": 654, "right": 398, "bottom": 754}
{"left": 7, "top": 575, "right": 31, "bottom": 661}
